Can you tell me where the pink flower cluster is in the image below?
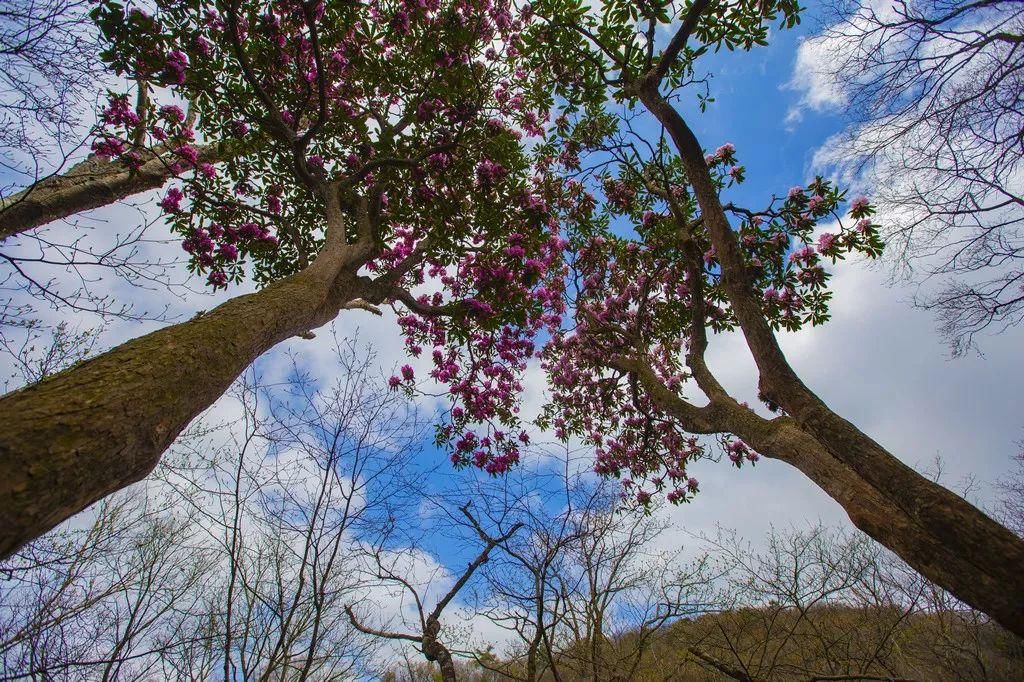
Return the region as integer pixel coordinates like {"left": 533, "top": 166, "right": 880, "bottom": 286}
{"left": 602, "top": 177, "right": 636, "bottom": 212}
{"left": 162, "top": 50, "right": 189, "bottom": 84}
{"left": 542, "top": 236, "right": 711, "bottom": 506}
{"left": 390, "top": 188, "right": 567, "bottom": 475}
{"left": 476, "top": 159, "right": 508, "bottom": 188}
{"left": 726, "top": 439, "right": 760, "bottom": 466}
{"left": 174, "top": 217, "right": 279, "bottom": 288}
{"left": 92, "top": 93, "right": 204, "bottom": 177}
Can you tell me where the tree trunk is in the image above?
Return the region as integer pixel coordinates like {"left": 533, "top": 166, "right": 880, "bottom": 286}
{"left": 424, "top": 617, "right": 458, "bottom": 682}
{"left": 433, "top": 649, "right": 457, "bottom": 682}
{"left": 638, "top": 86, "right": 1024, "bottom": 637}
{"left": 739, "top": 413, "right": 1021, "bottom": 630}
{"left": 0, "top": 243, "right": 362, "bottom": 559}
{"left": 0, "top": 143, "right": 227, "bottom": 240}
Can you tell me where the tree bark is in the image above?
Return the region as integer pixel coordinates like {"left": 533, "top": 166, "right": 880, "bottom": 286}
{"left": 0, "top": 238, "right": 366, "bottom": 559}
{"left": 424, "top": 617, "right": 458, "bottom": 682}
{"left": 0, "top": 143, "right": 227, "bottom": 240}
{"left": 636, "top": 85, "right": 1024, "bottom": 637}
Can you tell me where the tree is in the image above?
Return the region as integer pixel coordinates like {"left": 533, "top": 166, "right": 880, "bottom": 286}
{"left": 525, "top": 0, "right": 1024, "bottom": 635}
{"left": 0, "top": 138, "right": 229, "bottom": 241}
{"left": 0, "top": 0, "right": 194, "bottom": 324}
{"left": 799, "top": 0, "right": 1024, "bottom": 354}
{"left": 347, "top": 505, "right": 521, "bottom": 682}
{"left": 2, "top": 0, "right": 1022, "bottom": 644}
{"left": 1, "top": 332, "right": 430, "bottom": 679}
{"left": 0, "top": 0, "right": 565, "bottom": 557}
{"left": 551, "top": 503, "right": 715, "bottom": 681}
{"left": 0, "top": 486, "right": 219, "bottom": 680}
{"left": 455, "top": 451, "right": 717, "bottom": 681}
{"left": 0, "top": 0, "right": 102, "bottom": 174}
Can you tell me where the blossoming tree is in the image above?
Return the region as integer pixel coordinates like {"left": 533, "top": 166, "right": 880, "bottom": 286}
{"left": 2, "top": 0, "right": 1022, "bottom": 642}
{"left": 522, "top": 0, "right": 1024, "bottom": 636}
{"left": 0, "top": 0, "right": 566, "bottom": 558}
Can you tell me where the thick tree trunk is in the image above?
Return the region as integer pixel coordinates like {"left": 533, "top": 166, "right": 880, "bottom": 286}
{"left": 737, "top": 413, "right": 1021, "bottom": 631}
{"left": 0, "top": 243, "right": 362, "bottom": 559}
{"left": 424, "top": 617, "right": 458, "bottom": 682}
{"left": 638, "top": 87, "right": 1024, "bottom": 637}
{"left": 0, "top": 143, "right": 226, "bottom": 240}
{"left": 432, "top": 648, "right": 457, "bottom": 682}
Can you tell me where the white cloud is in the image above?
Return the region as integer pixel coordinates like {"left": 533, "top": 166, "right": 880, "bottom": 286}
{"left": 784, "top": 34, "right": 848, "bottom": 116}
{"left": 782, "top": 0, "right": 908, "bottom": 129}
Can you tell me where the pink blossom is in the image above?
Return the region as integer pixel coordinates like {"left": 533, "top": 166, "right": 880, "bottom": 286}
{"left": 850, "top": 196, "right": 870, "bottom": 214}
{"left": 101, "top": 95, "right": 139, "bottom": 127}
{"left": 92, "top": 137, "right": 126, "bottom": 159}
{"left": 159, "top": 187, "right": 184, "bottom": 213}
{"left": 218, "top": 243, "right": 238, "bottom": 261}
{"left": 194, "top": 35, "right": 212, "bottom": 56}
{"left": 391, "top": 10, "right": 410, "bottom": 34}
{"left": 788, "top": 245, "right": 816, "bottom": 265}
{"left": 238, "top": 223, "right": 261, "bottom": 239}
{"left": 475, "top": 159, "right": 507, "bottom": 187}
{"left": 174, "top": 144, "right": 200, "bottom": 166}
{"left": 160, "top": 105, "right": 186, "bottom": 123}
{"left": 162, "top": 50, "right": 189, "bottom": 85}
{"left": 715, "top": 142, "right": 735, "bottom": 159}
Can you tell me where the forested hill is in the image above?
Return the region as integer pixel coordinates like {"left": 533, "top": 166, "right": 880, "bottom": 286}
{"left": 387, "top": 604, "right": 1024, "bottom": 681}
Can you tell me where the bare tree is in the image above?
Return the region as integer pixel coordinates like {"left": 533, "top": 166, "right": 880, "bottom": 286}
{"left": 347, "top": 504, "right": 521, "bottom": 682}
{"left": 464, "top": 451, "right": 602, "bottom": 682}
{"left": 0, "top": 332, "right": 430, "bottom": 679}
{"left": 457, "top": 452, "right": 717, "bottom": 682}
{"left": 553, "top": 507, "right": 717, "bottom": 682}
{"left": 0, "top": 318, "right": 102, "bottom": 388}
{"left": 686, "top": 526, "right": 919, "bottom": 682}
{"left": 0, "top": 486, "right": 218, "bottom": 680}
{"left": 0, "top": 0, "right": 102, "bottom": 176}
{"left": 807, "top": 0, "right": 1024, "bottom": 354}
{"left": 159, "top": 332, "right": 427, "bottom": 681}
